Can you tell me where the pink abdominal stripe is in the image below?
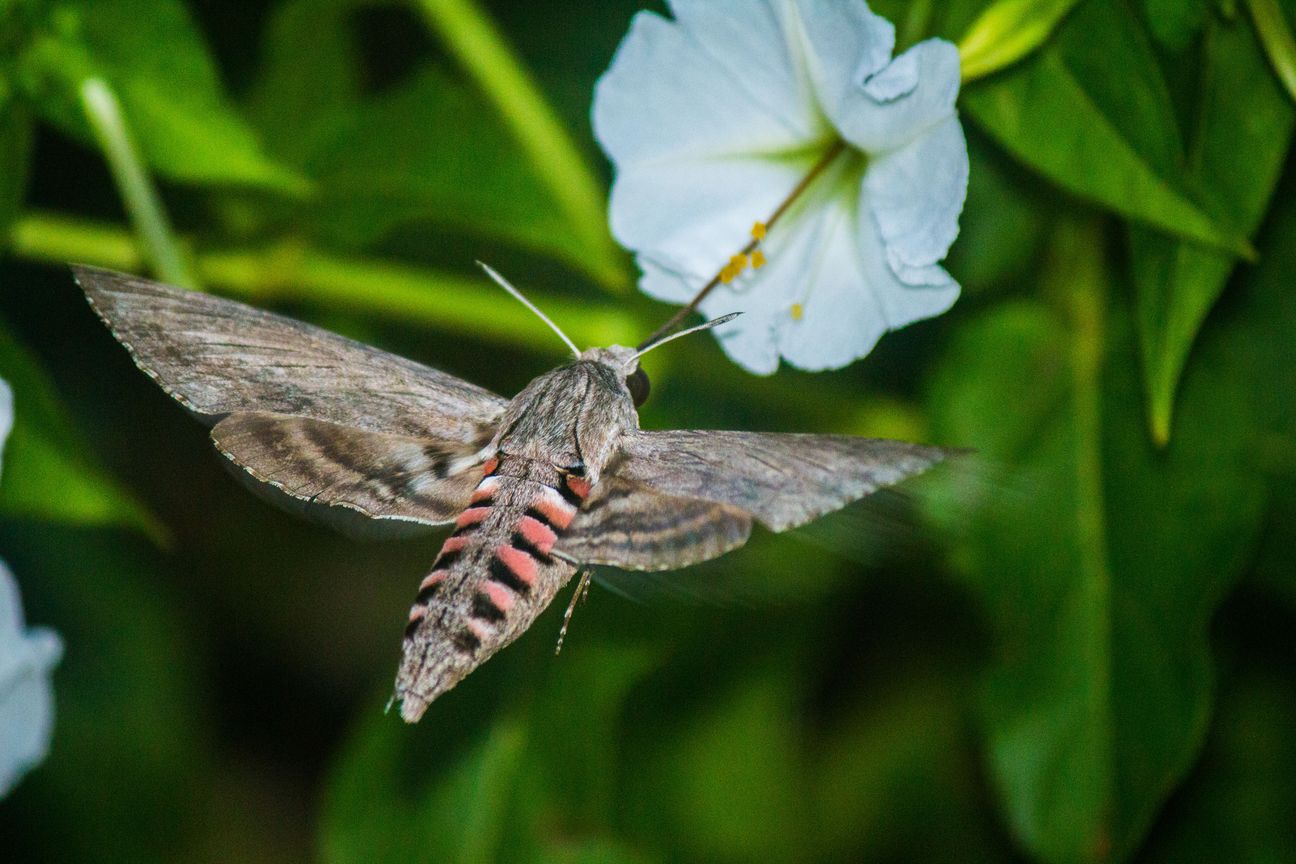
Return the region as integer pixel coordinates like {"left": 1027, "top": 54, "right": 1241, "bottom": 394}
{"left": 404, "top": 474, "right": 590, "bottom": 649}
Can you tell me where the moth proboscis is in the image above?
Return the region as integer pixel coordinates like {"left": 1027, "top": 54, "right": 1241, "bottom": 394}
{"left": 74, "top": 263, "right": 954, "bottom": 722}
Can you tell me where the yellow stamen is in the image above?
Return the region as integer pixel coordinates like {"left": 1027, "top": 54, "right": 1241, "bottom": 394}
{"left": 751, "top": 249, "right": 767, "bottom": 269}
{"left": 730, "top": 253, "right": 748, "bottom": 273}
{"left": 638, "top": 140, "right": 847, "bottom": 350}
{"left": 790, "top": 303, "right": 804, "bottom": 320}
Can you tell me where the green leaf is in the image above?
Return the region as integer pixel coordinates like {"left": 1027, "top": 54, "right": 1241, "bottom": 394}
{"left": 1142, "top": 665, "right": 1296, "bottom": 862}
{"left": 1141, "top": 0, "right": 1209, "bottom": 51}
{"left": 811, "top": 679, "right": 1015, "bottom": 862}
{"left": 1222, "top": 180, "right": 1296, "bottom": 603}
{"left": 0, "top": 97, "right": 33, "bottom": 246}
{"left": 528, "top": 839, "right": 656, "bottom": 864}
{"left": 244, "top": 0, "right": 360, "bottom": 168}
{"left": 925, "top": 220, "right": 1268, "bottom": 862}
{"left": 246, "top": 0, "right": 625, "bottom": 288}
{"left": 0, "top": 315, "right": 166, "bottom": 543}
{"left": 321, "top": 640, "right": 659, "bottom": 864}
{"left": 17, "top": 0, "right": 307, "bottom": 192}
{"left": 1248, "top": 0, "right": 1296, "bottom": 103}
{"left": 0, "top": 526, "right": 215, "bottom": 863}
{"left": 943, "top": 133, "right": 1052, "bottom": 295}
{"left": 322, "top": 706, "right": 528, "bottom": 864}
{"left": 962, "top": 1, "right": 1252, "bottom": 257}
{"left": 285, "top": 68, "right": 611, "bottom": 283}
{"left": 1054, "top": 0, "right": 1186, "bottom": 178}
{"left": 620, "top": 673, "right": 804, "bottom": 864}
{"left": 958, "top": 0, "right": 1083, "bottom": 81}
{"left": 1131, "top": 14, "right": 1294, "bottom": 444}
{"left": 413, "top": 0, "right": 624, "bottom": 289}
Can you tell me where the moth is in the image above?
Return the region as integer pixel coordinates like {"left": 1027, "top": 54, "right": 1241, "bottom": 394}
{"left": 74, "top": 264, "right": 952, "bottom": 722}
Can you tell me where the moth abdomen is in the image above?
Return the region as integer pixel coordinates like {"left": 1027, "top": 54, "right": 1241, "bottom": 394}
{"left": 395, "top": 456, "right": 582, "bottom": 721}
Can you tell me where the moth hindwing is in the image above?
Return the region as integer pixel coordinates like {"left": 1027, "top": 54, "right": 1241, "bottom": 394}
{"left": 75, "top": 265, "right": 952, "bottom": 722}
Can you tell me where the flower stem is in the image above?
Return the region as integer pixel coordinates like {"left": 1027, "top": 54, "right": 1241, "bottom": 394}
{"left": 9, "top": 211, "right": 639, "bottom": 352}
{"left": 638, "top": 138, "right": 847, "bottom": 349}
{"left": 78, "top": 78, "right": 197, "bottom": 289}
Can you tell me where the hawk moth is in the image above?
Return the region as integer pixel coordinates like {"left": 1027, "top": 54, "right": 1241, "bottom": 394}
{"left": 73, "top": 264, "right": 951, "bottom": 722}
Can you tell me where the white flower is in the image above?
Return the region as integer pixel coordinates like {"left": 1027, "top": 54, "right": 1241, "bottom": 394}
{"left": 594, "top": 0, "right": 968, "bottom": 373}
{"left": 0, "top": 380, "right": 63, "bottom": 799}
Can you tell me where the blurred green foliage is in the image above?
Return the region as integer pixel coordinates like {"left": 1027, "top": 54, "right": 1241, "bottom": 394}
{"left": 0, "top": 0, "right": 1294, "bottom": 863}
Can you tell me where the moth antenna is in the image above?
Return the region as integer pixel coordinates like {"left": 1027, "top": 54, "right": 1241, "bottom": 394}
{"left": 476, "top": 261, "right": 580, "bottom": 358}
{"left": 555, "top": 569, "right": 593, "bottom": 655}
{"left": 627, "top": 312, "right": 742, "bottom": 367}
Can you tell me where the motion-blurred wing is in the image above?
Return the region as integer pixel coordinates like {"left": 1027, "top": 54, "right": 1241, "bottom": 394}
{"left": 211, "top": 413, "right": 488, "bottom": 533}
{"left": 556, "top": 474, "right": 751, "bottom": 571}
{"left": 75, "top": 265, "right": 507, "bottom": 439}
{"left": 603, "top": 430, "right": 951, "bottom": 533}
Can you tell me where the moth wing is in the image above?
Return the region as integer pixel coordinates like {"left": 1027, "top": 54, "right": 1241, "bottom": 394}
{"left": 556, "top": 474, "right": 752, "bottom": 571}
{"left": 210, "top": 413, "right": 487, "bottom": 537}
{"left": 604, "top": 430, "right": 952, "bottom": 533}
{"left": 74, "top": 265, "right": 507, "bottom": 439}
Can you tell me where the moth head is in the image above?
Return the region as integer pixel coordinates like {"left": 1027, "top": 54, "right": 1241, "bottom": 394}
{"left": 578, "top": 344, "right": 650, "bottom": 406}
{"left": 587, "top": 313, "right": 745, "bottom": 408}
{"left": 625, "top": 366, "right": 651, "bottom": 407}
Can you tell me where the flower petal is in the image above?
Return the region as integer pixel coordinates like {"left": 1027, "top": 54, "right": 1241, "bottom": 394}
{"left": 609, "top": 153, "right": 810, "bottom": 279}
{"left": 773, "top": 189, "right": 958, "bottom": 371}
{"left": 865, "top": 114, "right": 969, "bottom": 281}
{"left": 830, "top": 38, "right": 962, "bottom": 153}
{"left": 791, "top": 0, "right": 896, "bottom": 117}
{"left": 861, "top": 47, "right": 919, "bottom": 101}
{"left": 0, "top": 380, "right": 11, "bottom": 482}
{"left": 637, "top": 149, "right": 959, "bottom": 373}
{"left": 856, "top": 213, "right": 961, "bottom": 330}
{"left": 0, "top": 655, "right": 57, "bottom": 797}
{"left": 771, "top": 197, "right": 887, "bottom": 370}
{"left": 593, "top": 3, "right": 827, "bottom": 170}
{"left": 599, "top": 2, "right": 966, "bottom": 375}
{"left": 636, "top": 254, "right": 696, "bottom": 305}
{"left": 0, "top": 562, "right": 62, "bottom": 799}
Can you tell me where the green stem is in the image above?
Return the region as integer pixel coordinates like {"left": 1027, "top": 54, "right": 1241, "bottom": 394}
{"left": 413, "top": 0, "right": 623, "bottom": 289}
{"left": 78, "top": 78, "right": 197, "bottom": 289}
{"left": 1058, "top": 218, "right": 1115, "bottom": 815}
{"left": 1248, "top": 0, "right": 1296, "bottom": 104}
{"left": 10, "top": 211, "right": 638, "bottom": 353}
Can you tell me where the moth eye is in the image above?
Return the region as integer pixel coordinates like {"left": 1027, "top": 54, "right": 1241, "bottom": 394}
{"left": 626, "top": 367, "right": 650, "bottom": 407}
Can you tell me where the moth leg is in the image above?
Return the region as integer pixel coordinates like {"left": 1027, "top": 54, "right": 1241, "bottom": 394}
{"left": 555, "top": 569, "right": 593, "bottom": 655}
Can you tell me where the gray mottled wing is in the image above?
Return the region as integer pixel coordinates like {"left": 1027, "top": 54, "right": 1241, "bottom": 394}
{"left": 211, "top": 413, "right": 485, "bottom": 535}
{"left": 602, "top": 430, "right": 951, "bottom": 533}
{"left": 556, "top": 474, "right": 751, "bottom": 571}
{"left": 74, "top": 265, "right": 506, "bottom": 438}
